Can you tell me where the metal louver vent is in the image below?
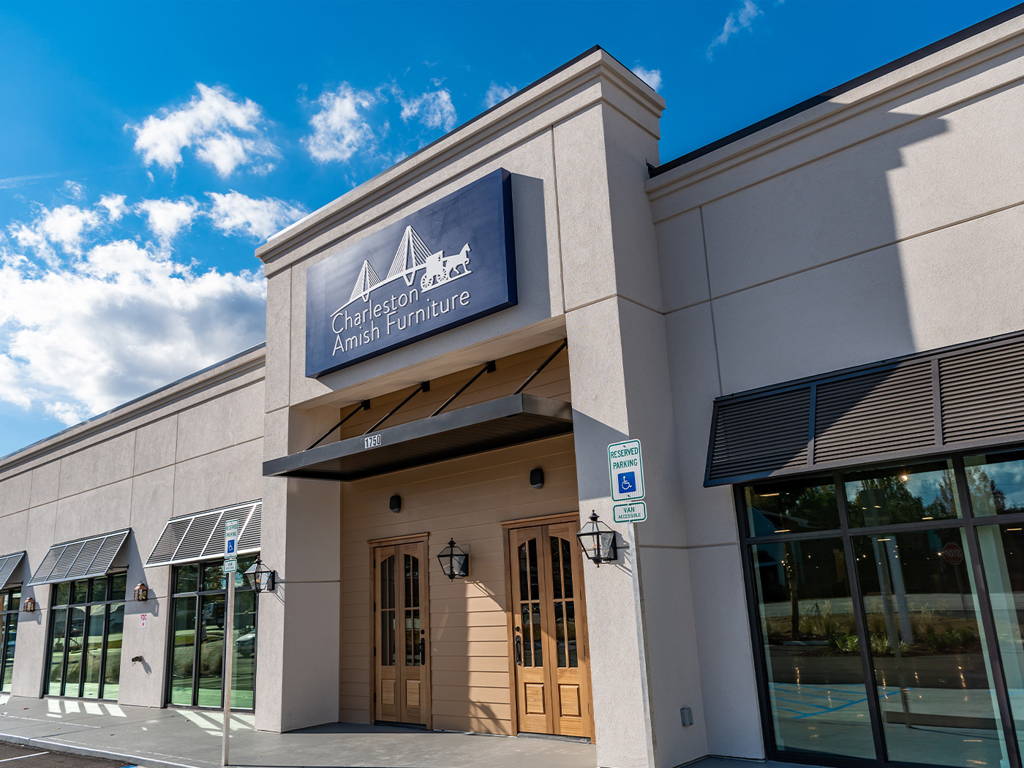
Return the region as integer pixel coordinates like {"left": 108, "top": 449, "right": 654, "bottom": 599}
{"left": 705, "top": 333, "right": 1024, "bottom": 486}
{"left": 815, "top": 363, "right": 933, "bottom": 463}
{"left": 146, "top": 500, "right": 262, "bottom": 567}
{"left": 941, "top": 342, "right": 1024, "bottom": 443}
{"left": 28, "top": 530, "right": 130, "bottom": 586}
{"left": 708, "top": 388, "right": 810, "bottom": 482}
{"left": 0, "top": 552, "right": 25, "bottom": 589}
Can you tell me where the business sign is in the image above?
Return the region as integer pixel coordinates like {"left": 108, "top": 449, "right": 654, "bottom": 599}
{"left": 608, "top": 438, "right": 645, "bottom": 502}
{"left": 613, "top": 501, "right": 647, "bottom": 523}
{"left": 224, "top": 519, "right": 240, "bottom": 575}
{"left": 305, "top": 169, "right": 517, "bottom": 377}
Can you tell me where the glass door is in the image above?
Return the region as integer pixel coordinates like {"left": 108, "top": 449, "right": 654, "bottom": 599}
{"left": 0, "top": 588, "right": 19, "bottom": 692}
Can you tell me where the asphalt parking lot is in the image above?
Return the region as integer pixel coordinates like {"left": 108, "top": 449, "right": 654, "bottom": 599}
{"left": 0, "top": 742, "right": 134, "bottom": 767}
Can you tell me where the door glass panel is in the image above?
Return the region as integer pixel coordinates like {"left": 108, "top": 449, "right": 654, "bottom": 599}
{"left": 104, "top": 603, "right": 123, "bottom": 700}
{"left": 65, "top": 605, "right": 87, "bottom": 697}
{"left": 978, "top": 524, "right": 1024, "bottom": 755}
{"left": 854, "top": 529, "right": 1007, "bottom": 767}
{"left": 170, "top": 597, "right": 197, "bottom": 706}
{"left": 1, "top": 613, "right": 17, "bottom": 692}
{"left": 966, "top": 450, "right": 1024, "bottom": 517}
{"left": 175, "top": 564, "right": 200, "bottom": 594}
{"left": 48, "top": 607, "right": 67, "bottom": 696}
{"left": 845, "top": 460, "right": 959, "bottom": 527}
{"left": 380, "top": 556, "right": 396, "bottom": 666}
{"left": 404, "top": 554, "right": 423, "bottom": 666}
{"left": 751, "top": 537, "right": 876, "bottom": 759}
{"left": 82, "top": 606, "right": 105, "bottom": 699}
{"left": 231, "top": 591, "right": 256, "bottom": 708}
{"left": 197, "top": 594, "right": 225, "bottom": 707}
{"left": 551, "top": 537, "right": 577, "bottom": 668}
{"left": 746, "top": 478, "right": 839, "bottom": 535}
{"left": 517, "top": 540, "right": 542, "bottom": 667}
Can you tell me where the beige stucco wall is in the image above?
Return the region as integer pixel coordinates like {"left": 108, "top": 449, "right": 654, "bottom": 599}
{"left": 0, "top": 347, "right": 266, "bottom": 709}
{"left": 646, "top": 13, "right": 1024, "bottom": 763}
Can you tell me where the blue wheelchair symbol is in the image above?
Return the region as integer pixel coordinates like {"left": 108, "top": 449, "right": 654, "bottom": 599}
{"left": 227, "top": 540, "right": 236, "bottom": 554}
{"left": 617, "top": 471, "right": 637, "bottom": 495}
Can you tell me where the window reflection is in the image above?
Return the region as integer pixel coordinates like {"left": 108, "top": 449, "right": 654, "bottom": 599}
{"left": 845, "top": 461, "right": 959, "bottom": 527}
{"left": 966, "top": 450, "right": 1024, "bottom": 517}
{"left": 746, "top": 478, "right": 839, "bottom": 536}
{"left": 751, "top": 538, "right": 875, "bottom": 759}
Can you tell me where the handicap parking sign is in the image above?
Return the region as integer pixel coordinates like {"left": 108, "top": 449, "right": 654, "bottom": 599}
{"left": 608, "top": 439, "right": 645, "bottom": 502}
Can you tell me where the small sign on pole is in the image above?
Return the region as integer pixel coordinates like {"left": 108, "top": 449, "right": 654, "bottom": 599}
{"left": 613, "top": 501, "right": 648, "bottom": 523}
{"left": 608, "top": 439, "right": 645, "bottom": 502}
{"left": 222, "top": 518, "right": 240, "bottom": 767}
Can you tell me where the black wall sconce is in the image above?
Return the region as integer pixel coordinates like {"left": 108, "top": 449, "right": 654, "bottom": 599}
{"left": 529, "top": 467, "right": 544, "bottom": 489}
{"left": 576, "top": 511, "right": 618, "bottom": 566}
{"left": 21, "top": 596, "right": 37, "bottom": 613}
{"left": 437, "top": 539, "right": 470, "bottom": 580}
{"left": 133, "top": 582, "right": 149, "bottom": 601}
{"left": 243, "top": 558, "right": 277, "bottom": 593}
{"left": 389, "top": 494, "right": 402, "bottom": 514}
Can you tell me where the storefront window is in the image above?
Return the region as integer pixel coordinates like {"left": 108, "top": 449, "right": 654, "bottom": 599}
{"left": 0, "top": 587, "right": 20, "bottom": 692}
{"left": 168, "top": 555, "right": 257, "bottom": 709}
{"left": 741, "top": 449, "right": 1024, "bottom": 768}
{"left": 844, "top": 460, "right": 959, "bottom": 527}
{"left": 45, "top": 572, "right": 126, "bottom": 700}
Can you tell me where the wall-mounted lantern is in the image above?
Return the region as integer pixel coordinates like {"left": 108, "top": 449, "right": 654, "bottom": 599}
{"left": 21, "top": 596, "right": 37, "bottom": 613}
{"left": 389, "top": 494, "right": 402, "bottom": 514}
{"left": 529, "top": 467, "right": 544, "bottom": 489}
{"left": 243, "top": 558, "right": 276, "bottom": 593}
{"left": 133, "top": 582, "right": 150, "bottom": 602}
{"left": 576, "top": 512, "right": 618, "bottom": 566}
{"left": 437, "top": 539, "right": 469, "bottom": 580}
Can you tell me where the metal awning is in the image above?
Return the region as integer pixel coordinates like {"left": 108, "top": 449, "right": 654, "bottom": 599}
{"left": 147, "top": 500, "right": 261, "bottom": 567}
{"left": 263, "top": 394, "right": 573, "bottom": 481}
{"left": 28, "top": 530, "right": 130, "bottom": 586}
{"left": 0, "top": 552, "right": 25, "bottom": 589}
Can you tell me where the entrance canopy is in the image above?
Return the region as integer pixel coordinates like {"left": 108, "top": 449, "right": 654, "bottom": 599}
{"left": 0, "top": 552, "right": 25, "bottom": 589}
{"left": 146, "top": 500, "right": 262, "bottom": 567}
{"left": 263, "top": 394, "right": 573, "bottom": 481}
{"left": 28, "top": 529, "right": 130, "bottom": 586}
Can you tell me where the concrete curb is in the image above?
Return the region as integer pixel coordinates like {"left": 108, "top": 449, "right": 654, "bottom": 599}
{"left": 0, "top": 731, "right": 203, "bottom": 768}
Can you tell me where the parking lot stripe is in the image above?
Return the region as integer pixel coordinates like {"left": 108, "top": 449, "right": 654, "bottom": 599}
{"left": 0, "top": 753, "right": 49, "bottom": 763}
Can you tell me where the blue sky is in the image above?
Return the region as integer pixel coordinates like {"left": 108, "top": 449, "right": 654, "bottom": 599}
{"left": 0, "top": 0, "right": 1013, "bottom": 456}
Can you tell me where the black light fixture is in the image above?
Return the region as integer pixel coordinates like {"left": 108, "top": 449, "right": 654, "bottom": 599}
{"left": 133, "top": 582, "right": 149, "bottom": 602}
{"left": 389, "top": 494, "right": 402, "bottom": 514}
{"left": 436, "top": 538, "right": 470, "bottom": 580}
{"left": 529, "top": 467, "right": 544, "bottom": 489}
{"left": 243, "top": 558, "right": 276, "bottom": 593}
{"left": 576, "top": 511, "right": 618, "bottom": 566}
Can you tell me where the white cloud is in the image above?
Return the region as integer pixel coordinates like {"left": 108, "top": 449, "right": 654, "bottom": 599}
{"left": 9, "top": 204, "right": 102, "bottom": 261}
{"left": 207, "top": 191, "right": 307, "bottom": 241}
{"left": 631, "top": 66, "right": 662, "bottom": 92}
{"left": 483, "top": 83, "right": 516, "bottom": 108}
{"left": 707, "top": 0, "right": 763, "bottom": 58}
{"left": 128, "top": 83, "right": 279, "bottom": 177}
{"left": 0, "top": 238, "right": 265, "bottom": 425}
{"left": 303, "top": 84, "right": 377, "bottom": 163}
{"left": 97, "top": 194, "right": 128, "bottom": 222}
{"left": 136, "top": 198, "right": 199, "bottom": 247}
{"left": 400, "top": 89, "right": 457, "bottom": 132}
{"left": 63, "top": 180, "right": 86, "bottom": 200}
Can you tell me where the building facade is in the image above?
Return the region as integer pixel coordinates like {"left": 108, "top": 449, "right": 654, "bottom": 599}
{"left": 3, "top": 8, "right": 1024, "bottom": 768}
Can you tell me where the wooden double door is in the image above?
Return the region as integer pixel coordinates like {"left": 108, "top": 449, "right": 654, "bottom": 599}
{"left": 373, "top": 540, "right": 430, "bottom": 726}
{"left": 509, "top": 519, "right": 594, "bottom": 739}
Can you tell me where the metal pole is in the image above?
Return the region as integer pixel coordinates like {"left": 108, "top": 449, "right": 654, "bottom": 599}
{"left": 222, "top": 573, "right": 235, "bottom": 767}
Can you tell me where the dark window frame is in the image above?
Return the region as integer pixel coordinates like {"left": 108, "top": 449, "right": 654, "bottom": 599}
{"left": 0, "top": 585, "right": 20, "bottom": 693}
{"left": 737, "top": 446, "right": 1024, "bottom": 768}
{"left": 44, "top": 571, "right": 127, "bottom": 701}
{"left": 163, "top": 555, "right": 259, "bottom": 711}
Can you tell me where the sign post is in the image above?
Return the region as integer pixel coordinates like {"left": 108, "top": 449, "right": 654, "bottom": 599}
{"left": 221, "top": 518, "right": 240, "bottom": 768}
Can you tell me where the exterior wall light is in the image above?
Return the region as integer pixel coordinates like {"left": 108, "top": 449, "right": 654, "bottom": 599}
{"left": 21, "top": 596, "right": 37, "bottom": 613}
{"left": 243, "top": 558, "right": 276, "bottom": 593}
{"left": 576, "top": 512, "right": 618, "bottom": 566}
{"left": 529, "top": 467, "right": 544, "bottom": 489}
{"left": 437, "top": 539, "right": 469, "bottom": 580}
{"left": 389, "top": 494, "right": 402, "bottom": 514}
{"left": 133, "top": 582, "right": 150, "bottom": 602}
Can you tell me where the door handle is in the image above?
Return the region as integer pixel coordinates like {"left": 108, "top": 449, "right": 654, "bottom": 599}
{"left": 514, "top": 635, "right": 523, "bottom": 665}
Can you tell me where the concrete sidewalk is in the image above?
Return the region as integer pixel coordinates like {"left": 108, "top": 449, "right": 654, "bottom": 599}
{"left": 0, "top": 695, "right": 823, "bottom": 768}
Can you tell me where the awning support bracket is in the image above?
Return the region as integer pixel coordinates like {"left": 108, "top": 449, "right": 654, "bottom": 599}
{"left": 514, "top": 340, "right": 567, "bottom": 394}
{"left": 307, "top": 400, "right": 371, "bottom": 451}
{"left": 365, "top": 382, "right": 430, "bottom": 435}
{"left": 431, "top": 361, "right": 496, "bottom": 417}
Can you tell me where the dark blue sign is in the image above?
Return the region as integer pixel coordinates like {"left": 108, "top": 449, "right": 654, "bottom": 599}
{"left": 305, "top": 169, "right": 517, "bottom": 378}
